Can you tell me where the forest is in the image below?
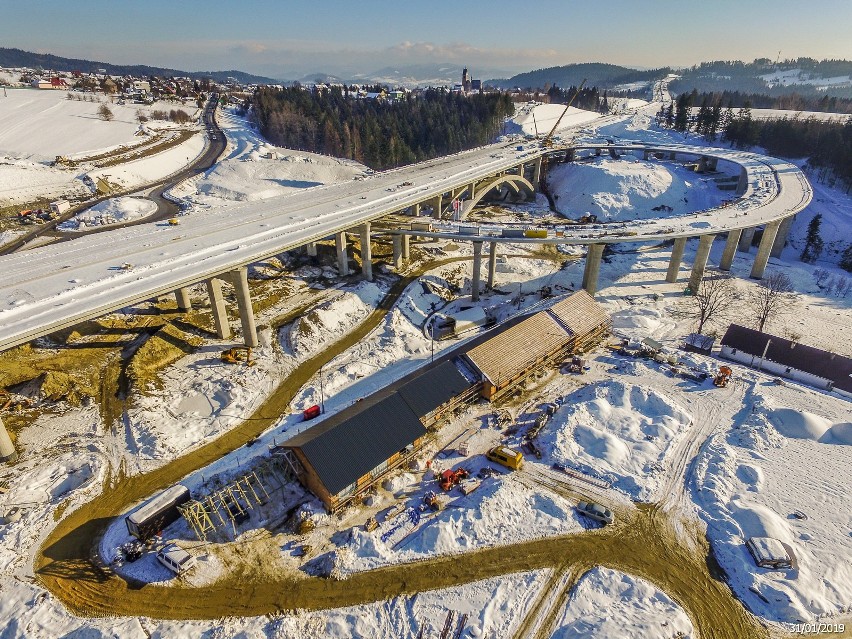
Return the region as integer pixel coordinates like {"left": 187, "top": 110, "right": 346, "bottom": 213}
{"left": 250, "top": 87, "right": 515, "bottom": 170}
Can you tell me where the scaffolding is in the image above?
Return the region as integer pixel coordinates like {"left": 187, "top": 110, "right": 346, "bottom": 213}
{"left": 178, "top": 455, "right": 290, "bottom": 541}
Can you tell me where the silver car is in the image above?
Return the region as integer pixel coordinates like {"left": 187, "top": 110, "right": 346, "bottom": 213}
{"left": 576, "top": 501, "right": 614, "bottom": 525}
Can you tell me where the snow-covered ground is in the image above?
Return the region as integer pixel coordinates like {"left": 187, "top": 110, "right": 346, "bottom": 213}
{"left": 549, "top": 567, "right": 694, "bottom": 638}
{"left": 57, "top": 195, "right": 157, "bottom": 230}
{"left": 0, "top": 93, "right": 850, "bottom": 637}
{"left": 507, "top": 102, "right": 602, "bottom": 137}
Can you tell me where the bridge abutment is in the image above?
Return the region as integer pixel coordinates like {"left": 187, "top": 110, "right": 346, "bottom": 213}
{"left": 750, "top": 221, "right": 780, "bottom": 279}
{"left": 205, "top": 277, "right": 231, "bottom": 340}
{"left": 688, "top": 234, "right": 716, "bottom": 293}
{"left": 582, "top": 243, "right": 604, "bottom": 295}
{"left": 719, "top": 229, "right": 741, "bottom": 271}
{"left": 665, "top": 237, "right": 688, "bottom": 283}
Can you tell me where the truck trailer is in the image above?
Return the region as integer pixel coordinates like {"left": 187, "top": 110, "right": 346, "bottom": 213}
{"left": 125, "top": 484, "right": 191, "bottom": 540}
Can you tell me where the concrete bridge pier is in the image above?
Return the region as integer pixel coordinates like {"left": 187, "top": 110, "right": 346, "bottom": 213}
{"left": 697, "top": 156, "right": 709, "bottom": 173}
{"left": 174, "top": 287, "right": 192, "bottom": 312}
{"left": 0, "top": 416, "right": 17, "bottom": 463}
{"left": 582, "top": 243, "right": 604, "bottom": 295}
{"left": 688, "top": 234, "right": 716, "bottom": 293}
{"left": 392, "top": 235, "right": 403, "bottom": 269}
{"left": 306, "top": 242, "right": 318, "bottom": 257}
{"left": 736, "top": 166, "right": 749, "bottom": 195}
{"left": 706, "top": 157, "right": 718, "bottom": 171}
{"left": 402, "top": 234, "right": 410, "bottom": 261}
{"left": 229, "top": 267, "right": 258, "bottom": 348}
{"left": 335, "top": 232, "right": 349, "bottom": 276}
{"left": 205, "top": 277, "right": 231, "bottom": 340}
{"left": 359, "top": 223, "right": 372, "bottom": 281}
{"left": 665, "top": 237, "right": 688, "bottom": 283}
{"left": 737, "top": 227, "right": 756, "bottom": 253}
{"left": 643, "top": 149, "right": 651, "bottom": 160}
{"left": 770, "top": 216, "right": 794, "bottom": 258}
{"left": 487, "top": 241, "right": 498, "bottom": 288}
{"left": 431, "top": 195, "right": 443, "bottom": 219}
{"left": 750, "top": 221, "right": 781, "bottom": 279}
{"left": 471, "top": 241, "right": 483, "bottom": 301}
{"left": 412, "top": 203, "right": 421, "bottom": 217}
{"left": 719, "top": 229, "right": 742, "bottom": 271}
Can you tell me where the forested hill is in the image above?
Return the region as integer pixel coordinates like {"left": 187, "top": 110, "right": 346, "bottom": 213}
{"left": 251, "top": 87, "right": 515, "bottom": 170}
{"left": 488, "top": 63, "right": 667, "bottom": 90}
{"left": 0, "top": 47, "right": 275, "bottom": 84}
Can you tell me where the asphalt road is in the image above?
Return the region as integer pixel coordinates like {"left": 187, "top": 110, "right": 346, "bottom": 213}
{"left": 0, "top": 94, "right": 225, "bottom": 254}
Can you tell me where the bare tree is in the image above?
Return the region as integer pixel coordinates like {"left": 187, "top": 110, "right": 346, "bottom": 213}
{"left": 748, "top": 271, "right": 797, "bottom": 332}
{"left": 677, "top": 274, "right": 740, "bottom": 334}
{"left": 97, "top": 104, "right": 114, "bottom": 121}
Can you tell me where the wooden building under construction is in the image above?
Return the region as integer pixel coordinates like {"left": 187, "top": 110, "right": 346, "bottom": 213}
{"left": 464, "top": 290, "right": 611, "bottom": 399}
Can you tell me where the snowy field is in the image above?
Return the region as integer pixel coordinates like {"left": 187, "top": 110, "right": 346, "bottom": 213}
{"left": 507, "top": 102, "right": 602, "bottom": 137}
{"left": 0, "top": 95, "right": 850, "bottom": 637}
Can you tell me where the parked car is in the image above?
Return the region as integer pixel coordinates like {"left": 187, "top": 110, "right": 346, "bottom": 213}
{"left": 576, "top": 501, "right": 614, "bottom": 525}
{"left": 156, "top": 543, "right": 196, "bottom": 575}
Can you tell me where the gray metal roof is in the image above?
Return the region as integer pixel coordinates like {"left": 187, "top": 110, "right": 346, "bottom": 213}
{"left": 397, "top": 361, "right": 472, "bottom": 417}
{"left": 287, "top": 393, "right": 426, "bottom": 496}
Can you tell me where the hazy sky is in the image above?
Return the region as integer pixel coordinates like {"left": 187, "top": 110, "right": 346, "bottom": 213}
{"left": 2, "top": 0, "right": 850, "bottom": 78}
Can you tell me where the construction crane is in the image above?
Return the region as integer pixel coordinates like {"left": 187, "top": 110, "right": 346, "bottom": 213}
{"left": 540, "top": 78, "right": 587, "bottom": 148}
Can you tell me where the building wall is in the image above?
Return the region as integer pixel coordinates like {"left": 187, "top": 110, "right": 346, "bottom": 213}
{"left": 720, "top": 346, "right": 833, "bottom": 390}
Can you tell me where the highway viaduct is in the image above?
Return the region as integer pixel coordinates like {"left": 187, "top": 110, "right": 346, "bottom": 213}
{"left": 0, "top": 141, "right": 811, "bottom": 460}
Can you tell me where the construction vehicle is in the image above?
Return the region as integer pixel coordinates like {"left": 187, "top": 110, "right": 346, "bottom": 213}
{"left": 423, "top": 491, "right": 445, "bottom": 511}
{"left": 714, "top": 366, "right": 733, "bottom": 387}
{"left": 459, "top": 478, "right": 481, "bottom": 495}
{"left": 540, "top": 79, "right": 587, "bottom": 148}
{"left": 168, "top": 218, "right": 180, "bottom": 226}
{"left": 439, "top": 467, "right": 469, "bottom": 491}
{"left": 364, "top": 516, "right": 378, "bottom": 532}
{"left": 221, "top": 346, "right": 256, "bottom": 367}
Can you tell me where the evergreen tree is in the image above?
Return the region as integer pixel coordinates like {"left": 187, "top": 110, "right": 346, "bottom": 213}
{"left": 664, "top": 100, "right": 674, "bottom": 128}
{"left": 674, "top": 93, "right": 692, "bottom": 132}
{"left": 800, "top": 213, "right": 824, "bottom": 263}
{"left": 840, "top": 244, "right": 852, "bottom": 273}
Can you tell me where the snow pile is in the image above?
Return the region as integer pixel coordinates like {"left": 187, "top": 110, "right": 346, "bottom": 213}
{"left": 343, "top": 476, "right": 582, "bottom": 573}
{"left": 507, "top": 103, "right": 601, "bottom": 138}
{"left": 538, "top": 381, "right": 692, "bottom": 501}
{"left": 289, "top": 282, "right": 384, "bottom": 359}
{"left": 694, "top": 399, "right": 852, "bottom": 624}
{"left": 547, "top": 156, "right": 723, "bottom": 220}
{"left": 58, "top": 196, "right": 156, "bottom": 230}
{"left": 550, "top": 566, "right": 694, "bottom": 639}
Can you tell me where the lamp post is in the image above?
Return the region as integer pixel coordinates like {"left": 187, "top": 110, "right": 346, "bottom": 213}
{"left": 319, "top": 362, "right": 325, "bottom": 414}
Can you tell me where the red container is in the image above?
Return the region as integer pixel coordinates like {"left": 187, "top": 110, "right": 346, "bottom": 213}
{"left": 303, "top": 404, "right": 321, "bottom": 420}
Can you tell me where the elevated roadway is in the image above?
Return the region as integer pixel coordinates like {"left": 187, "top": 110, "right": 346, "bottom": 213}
{"left": 0, "top": 140, "right": 811, "bottom": 352}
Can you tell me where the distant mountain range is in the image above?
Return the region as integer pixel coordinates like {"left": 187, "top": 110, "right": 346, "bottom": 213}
{"left": 0, "top": 48, "right": 277, "bottom": 85}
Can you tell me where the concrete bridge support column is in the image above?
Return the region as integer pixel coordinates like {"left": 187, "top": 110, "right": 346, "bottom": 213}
{"left": 643, "top": 149, "right": 651, "bottom": 160}
{"left": 413, "top": 202, "right": 421, "bottom": 217}
{"left": 533, "top": 157, "right": 543, "bottom": 187}
{"left": 306, "top": 242, "right": 318, "bottom": 257}
{"left": 770, "top": 216, "right": 794, "bottom": 259}
{"left": 582, "top": 243, "right": 604, "bottom": 295}
{"left": 205, "top": 277, "right": 231, "bottom": 340}
{"left": 229, "top": 267, "right": 258, "bottom": 348}
{"left": 688, "top": 234, "right": 716, "bottom": 293}
{"left": 431, "top": 195, "right": 442, "bottom": 219}
{"left": 0, "top": 416, "right": 17, "bottom": 463}
{"left": 719, "top": 229, "right": 742, "bottom": 271}
{"left": 392, "top": 235, "right": 403, "bottom": 270}
{"left": 174, "top": 287, "right": 192, "bottom": 312}
{"left": 335, "top": 232, "right": 349, "bottom": 276}
{"left": 565, "top": 149, "right": 575, "bottom": 163}
{"left": 471, "top": 241, "right": 483, "bottom": 301}
{"left": 707, "top": 157, "right": 718, "bottom": 171}
{"left": 359, "top": 223, "right": 373, "bottom": 281}
{"left": 487, "top": 241, "right": 498, "bottom": 289}
{"left": 737, "top": 227, "right": 756, "bottom": 253}
{"left": 518, "top": 162, "right": 525, "bottom": 178}
{"left": 736, "top": 166, "right": 749, "bottom": 196}
{"left": 665, "top": 237, "right": 688, "bottom": 283}
{"left": 402, "top": 234, "right": 410, "bottom": 261}
{"left": 750, "top": 221, "right": 781, "bottom": 279}
{"left": 697, "top": 156, "right": 708, "bottom": 173}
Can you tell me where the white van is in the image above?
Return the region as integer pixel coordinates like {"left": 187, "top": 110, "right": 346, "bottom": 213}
{"left": 156, "top": 544, "right": 196, "bottom": 575}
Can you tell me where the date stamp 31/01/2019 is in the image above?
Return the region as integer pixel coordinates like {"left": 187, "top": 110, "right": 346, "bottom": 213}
{"left": 790, "top": 623, "right": 845, "bottom": 635}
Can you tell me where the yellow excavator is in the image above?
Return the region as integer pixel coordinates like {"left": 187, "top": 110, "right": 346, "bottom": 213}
{"left": 541, "top": 79, "right": 587, "bottom": 148}
{"left": 221, "top": 346, "right": 256, "bottom": 367}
